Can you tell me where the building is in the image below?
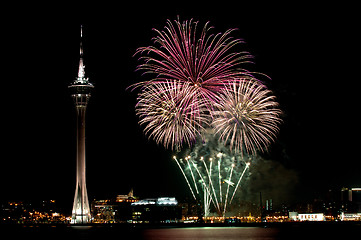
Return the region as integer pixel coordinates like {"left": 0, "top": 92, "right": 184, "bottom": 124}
{"left": 340, "top": 212, "right": 361, "bottom": 221}
{"left": 69, "top": 25, "right": 94, "bottom": 224}
{"left": 179, "top": 201, "right": 203, "bottom": 222}
{"left": 341, "top": 187, "right": 361, "bottom": 213}
{"left": 116, "top": 189, "right": 137, "bottom": 203}
{"left": 91, "top": 195, "right": 181, "bottom": 224}
{"left": 114, "top": 189, "right": 138, "bottom": 222}
{"left": 91, "top": 200, "right": 116, "bottom": 223}
{"left": 91, "top": 190, "right": 138, "bottom": 223}
{"left": 298, "top": 213, "right": 325, "bottom": 221}
{"left": 131, "top": 197, "right": 181, "bottom": 223}
{"left": 289, "top": 212, "right": 325, "bottom": 221}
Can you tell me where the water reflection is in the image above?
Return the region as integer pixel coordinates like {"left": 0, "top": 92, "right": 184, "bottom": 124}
{"left": 142, "top": 227, "right": 279, "bottom": 240}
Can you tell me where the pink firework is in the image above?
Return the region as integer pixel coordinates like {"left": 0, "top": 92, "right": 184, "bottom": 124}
{"left": 212, "top": 80, "right": 282, "bottom": 155}
{"left": 134, "top": 18, "right": 253, "bottom": 106}
{"left": 135, "top": 81, "right": 208, "bottom": 150}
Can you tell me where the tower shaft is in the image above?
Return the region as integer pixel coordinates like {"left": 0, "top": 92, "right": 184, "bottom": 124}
{"left": 71, "top": 103, "right": 91, "bottom": 224}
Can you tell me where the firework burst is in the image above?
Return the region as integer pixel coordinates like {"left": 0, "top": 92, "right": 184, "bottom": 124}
{"left": 133, "top": 18, "right": 257, "bottom": 149}
{"left": 134, "top": 18, "right": 253, "bottom": 106}
{"left": 132, "top": 18, "right": 281, "bottom": 152}
{"left": 212, "top": 80, "right": 282, "bottom": 154}
{"left": 135, "top": 81, "right": 208, "bottom": 150}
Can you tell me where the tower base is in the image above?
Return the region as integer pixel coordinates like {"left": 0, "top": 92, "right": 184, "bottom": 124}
{"left": 71, "top": 214, "right": 91, "bottom": 224}
{"left": 71, "top": 183, "right": 91, "bottom": 224}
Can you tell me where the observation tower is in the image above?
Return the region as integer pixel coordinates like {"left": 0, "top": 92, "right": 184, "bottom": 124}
{"left": 69, "top": 25, "right": 94, "bottom": 224}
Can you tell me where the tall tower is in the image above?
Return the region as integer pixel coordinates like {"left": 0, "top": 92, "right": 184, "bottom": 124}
{"left": 69, "top": 25, "right": 93, "bottom": 224}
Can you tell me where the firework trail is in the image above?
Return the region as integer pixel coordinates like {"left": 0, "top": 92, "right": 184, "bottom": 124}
{"left": 173, "top": 133, "right": 252, "bottom": 217}
{"left": 212, "top": 79, "right": 282, "bottom": 155}
{"left": 174, "top": 153, "right": 250, "bottom": 217}
{"left": 230, "top": 162, "right": 250, "bottom": 204}
{"left": 173, "top": 156, "right": 196, "bottom": 200}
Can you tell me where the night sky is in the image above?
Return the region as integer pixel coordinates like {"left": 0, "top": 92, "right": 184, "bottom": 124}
{"left": 1, "top": 3, "right": 360, "bottom": 212}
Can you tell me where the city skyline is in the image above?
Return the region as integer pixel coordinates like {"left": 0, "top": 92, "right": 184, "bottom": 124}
{"left": 1, "top": 3, "right": 360, "bottom": 211}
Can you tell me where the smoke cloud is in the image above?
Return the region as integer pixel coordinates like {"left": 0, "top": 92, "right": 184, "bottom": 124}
{"left": 238, "top": 156, "right": 299, "bottom": 207}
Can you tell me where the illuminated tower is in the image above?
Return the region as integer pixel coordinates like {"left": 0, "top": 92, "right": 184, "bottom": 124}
{"left": 69, "top": 25, "right": 93, "bottom": 224}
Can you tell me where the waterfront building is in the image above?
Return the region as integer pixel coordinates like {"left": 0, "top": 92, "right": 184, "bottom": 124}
{"left": 131, "top": 197, "right": 181, "bottom": 223}
{"left": 298, "top": 213, "right": 325, "bottom": 221}
{"left": 340, "top": 212, "right": 361, "bottom": 221}
{"left": 92, "top": 200, "right": 116, "bottom": 223}
{"left": 289, "top": 212, "right": 325, "bottom": 221}
{"left": 91, "top": 191, "right": 139, "bottom": 223}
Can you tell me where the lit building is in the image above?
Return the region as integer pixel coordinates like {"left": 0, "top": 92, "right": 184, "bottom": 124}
{"left": 289, "top": 212, "right": 325, "bottom": 221}
{"left": 92, "top": 200, "right": 116, "bottom": 224}
{"left": 69, "top": 25, "right": 94, "bottom": 224}
{"left": 341, "top": 187, "right": 361, "bottom": 213}
{"left": 116, "top": 188, "right": 138, "bottom": 203}
{"left": 179, "top": 201, "right": 203, "bottom": 222}
{"left": 298, "top": 213, "right": 325, "bottom": 221}
{"left": 91, "top": 190, "right": 139, "bottom": 223}
{"left": 131, "top": 197, "right": 181, "bottom": 223}
{"left": 340, "top": 212, "right": 361, "bottom": 221}
{"left": 115, "top": 189, "right": 138, "bottom": 222}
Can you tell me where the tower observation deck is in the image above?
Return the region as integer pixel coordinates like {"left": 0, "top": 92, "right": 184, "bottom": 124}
{"left": 69, "top": 25, "right": 93, "bottom": 224}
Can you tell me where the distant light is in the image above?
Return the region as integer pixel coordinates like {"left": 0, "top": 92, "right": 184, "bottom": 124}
{"left": 157, "top": 197, "right": 178, "bottom": 205}
{"left": 131, "top": 197, "right": 178, "bottom": 206}
{"left": 131, "top": 199, "right": 156, "bottom": 205}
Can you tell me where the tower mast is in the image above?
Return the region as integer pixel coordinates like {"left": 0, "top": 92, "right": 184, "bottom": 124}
{"left": 69, "top": 25, "right": 93, "bottom": 224}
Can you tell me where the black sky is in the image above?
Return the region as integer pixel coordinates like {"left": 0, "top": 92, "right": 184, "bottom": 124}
{"left": 1, "top": 2, "right": 360, "bottom": 211}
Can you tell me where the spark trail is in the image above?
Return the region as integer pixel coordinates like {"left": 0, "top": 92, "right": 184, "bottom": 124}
{"left": 230, "top": 162, "right": 250, "bottom": 204}
{"left": 174, "top": 139, "right": 251, "bottom": 217}
{"left": 173, "top": 156, "right": 196, "bottom": 200}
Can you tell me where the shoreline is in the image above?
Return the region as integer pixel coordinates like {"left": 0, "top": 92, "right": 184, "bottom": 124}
{"left": 1, "top": 220, "right": 360, "bottom": 228}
